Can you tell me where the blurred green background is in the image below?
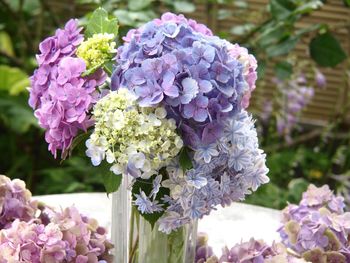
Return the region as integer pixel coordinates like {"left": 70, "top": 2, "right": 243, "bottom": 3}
{"left": 1, "top": 0, "right": 350, "bottom": 209}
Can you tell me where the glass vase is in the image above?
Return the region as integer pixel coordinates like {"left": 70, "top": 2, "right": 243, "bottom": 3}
{"left": 111, "top": 175, "right": 198, "bottom": 263}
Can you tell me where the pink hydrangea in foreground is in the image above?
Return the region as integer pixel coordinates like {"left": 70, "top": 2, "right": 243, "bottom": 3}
{"left": 29, "top": 19, "right": 106, "bottom": 157}
{"left": 0, "top": 175, "right": 37, "bottom": 229}
{"left": 0, "top": 175, "right": 113, "bottom": 263}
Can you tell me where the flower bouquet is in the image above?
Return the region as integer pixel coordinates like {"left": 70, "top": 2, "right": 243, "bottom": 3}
{"left": 29, "top": 8, "right": 269, "bottom": 263}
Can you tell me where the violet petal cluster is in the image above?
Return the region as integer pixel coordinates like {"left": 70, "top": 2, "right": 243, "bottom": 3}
{"left": 29, "top": 19, "right": 106, "bottom": 157}
{"left": 278, "top": 184, "right": 350, "bottom": 262}
{"left": 111, "top": 12, "right": 256, "bottom": 149}
{"left": 0, "top": 175, "right": 37, "bottom": 229}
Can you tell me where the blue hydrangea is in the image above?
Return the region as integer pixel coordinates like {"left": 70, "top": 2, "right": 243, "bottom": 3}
{"left": 111, "top": 16, "right": 246, "bottom": 149}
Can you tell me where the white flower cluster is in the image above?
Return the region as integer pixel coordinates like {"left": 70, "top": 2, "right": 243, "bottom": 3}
{"left": 86, "top": 89, "right": 183, "bottom": 178}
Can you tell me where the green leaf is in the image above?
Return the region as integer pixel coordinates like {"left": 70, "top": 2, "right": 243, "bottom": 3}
{"left": 0, "top": 95, "right": 38, "bottom": 133}
{"left": 128, "top": 0, "right": 153, "bottom": 11}
{"left": 113, "top": 10, "right": 156, "bottom": 27}
{"left": 266, "top": 36, "right": 299, "bottom": 57}
{"left": 103, "top": 171, "right": 122, "bottom": 194}
{"left": 85, "top": 8, "right": 118, "bottom": 37}
{"left": 61, "top": 131, "right": 92, "bottom": 160}
{"left": 287, "top": 178, "right": 309, "bottom": 203}
{"left": 344, "top": 0, "right": 350, "bottom": 7}
{"left": 257, "top": 24, "right": 288, "bottom": 48}
{"left": 132, "top": 175, "right": 170, "bottom": 228}
{"left": 81, "top": 63, "right": 103, "bottom": 77}
{"left": 257, "top": 60, "right": 266, "bottom": 79}
{"left": 173, "top": 1, "right": 196, "bottom": 13}
{"left": 0, "top": 65, "right": 30, "bottom": 95}
{"left": 0, "top": 31, "right": 14, "bottom": 57}
{"left": 309, "top": 32, "right": 347, "bottom": 67}
{"left": 269, "top": 0, "right": 295, "bottom": 20}
{"left": 179, "top": 147, "right": 193, "bottom": 171}
{"left": 293, "top": 0, "right": 322, "bottom": 15}
{"left": 274, "top": 61, "right": 293, "bottom": 80}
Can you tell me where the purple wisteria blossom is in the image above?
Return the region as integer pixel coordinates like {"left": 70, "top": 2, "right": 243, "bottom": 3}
{"left": 273, "top": 74, "right": 314, "bottom": 143}
{"left": 29, "top": 19, "right": 106, "bottom": 157}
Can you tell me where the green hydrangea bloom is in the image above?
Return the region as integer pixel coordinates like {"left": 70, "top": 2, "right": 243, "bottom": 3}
{"left": 76, "top": 33, "right": 116, "bottom": 70}
{"left": 86, "top": 89, "right": 183, "bottom": 178}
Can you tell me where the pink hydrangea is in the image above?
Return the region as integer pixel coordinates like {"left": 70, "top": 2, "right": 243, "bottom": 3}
{"left": 0, "top": 175, "right": 113, "bottom": 262}
{"left": 227, "top": 43, "right": 258, "bottom": 109}
{"left": 0, "top": 207, "right": 113, "bottom": 263}
{"left": 0, "top": 220, "right": 64, "bottom": 263}
{"left": 0, "top": 175, "right": 37, "bottom": 229}
{"left": 29, "top": 19, "right": 106, "bottom": 157}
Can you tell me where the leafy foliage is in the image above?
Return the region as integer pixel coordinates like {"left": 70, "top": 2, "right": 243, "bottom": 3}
{"left": 85, "top": 7, "right": 119, "bottom": 37}
{"left": 179, "top": 147, "right": 193, "bottom": 171}
{"left": 310, "top": 32, "right": 347, "bottom": 67}
{"left": 0, "top": 66, "right": 30, "bottom": 95}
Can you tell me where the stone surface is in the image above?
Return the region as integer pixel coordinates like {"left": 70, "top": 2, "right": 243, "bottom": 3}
{"left": 34, "top": 193, "right": 281, "bottom": 255}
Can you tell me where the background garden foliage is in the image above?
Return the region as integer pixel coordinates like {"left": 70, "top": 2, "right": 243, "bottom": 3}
{"left": 0, "top": 0, "right": 350, "bottom": 209}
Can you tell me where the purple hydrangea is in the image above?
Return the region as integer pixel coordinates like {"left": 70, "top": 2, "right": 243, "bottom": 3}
{"left": 217, "top": 238, "right": 307, "bottom": 263}
{"left": 111, "top": 12, "right": 256, "bottom": 149}
{"left": 195, "top": 232, "right": 217, "bottom": 263}
{"left": 29, "top": 19, "right": 106, "bottom": 157}
{"left": 0, "top": 175, "right": 37, "bottom": 229}
{"left": 278, "top": 184, "right": 350, "bottom": 262}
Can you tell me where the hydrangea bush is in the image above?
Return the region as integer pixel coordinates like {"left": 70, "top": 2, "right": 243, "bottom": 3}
{"left": 0, "top": 175, "right": 113, "bottom": 263}
{"left": 29, "top": 9, "right": 269, "bottom": 233}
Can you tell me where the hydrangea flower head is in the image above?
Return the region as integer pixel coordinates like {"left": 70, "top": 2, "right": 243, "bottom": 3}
{"left": 86, "top": 88, "right": 183, "bottom": 179}
{"left": 158, "top": 110, "right": 269, "bottom": 233}
{"left": 77, "top": 33, "right": 117, "bottom": 70}
{"left": 29, "top": 19, "right": 107, "bottom": 157}
{"left": 219, "top": 238, "right": 306, "bottom": 263}
{"left": 0, "top": 175, "right": 37, "bottom": 229}
{"left": 279, "top": 184, "right": 350, "bottom": 261}
{"left": 112, "top": 12, "right": 258, "bottom": 149}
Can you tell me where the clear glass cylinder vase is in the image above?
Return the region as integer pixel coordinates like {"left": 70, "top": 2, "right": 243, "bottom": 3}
{"left": 138, "top": 217, "right": 198, "bottom": 263}
{"left": 111, "top": 175, "right": 198, "bottom": 263}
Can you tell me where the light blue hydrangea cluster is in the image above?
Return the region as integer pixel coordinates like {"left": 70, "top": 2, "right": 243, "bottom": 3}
{"left": 157, "top": 110, "right": 269, "bottom": 233}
